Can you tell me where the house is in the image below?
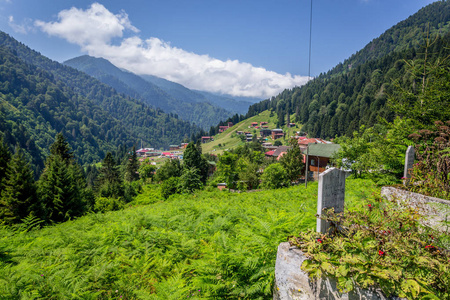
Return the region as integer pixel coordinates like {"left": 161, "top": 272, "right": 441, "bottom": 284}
{"left": 287, "top": 122, "right": 296, "bottom": 128}
{"left": 136, "top": 148, "right": 155, "bottom": 157}
{"left": 260, "top": 129, "right": 272, "bottom": 137}
{"left": 227, "top": 122, "right": 233, "bottom": 127}
{"left": 298, "top": 138, "right": 328, "bottom": 150}
{"left": 265, "top": 145, "right": 290, "bottom": 160}
{"left": 250, "top": 122, "right": 258, "bottom": 127}
{"left": 302, "top": 143, "right": 341, "bottom": 180}
{"left": 201, "top": 136, "right": 213, "bottom": 143}
{"left": 169, "top": 145, "right": 180, "bottom": 150}
{"left": 181, "top": 143, "right": 189, "bottom": 149}
{"left": 272, "top": 129, "right": 284, "bottom": 140}
{"left": 236, "top": 131, "right": 244, "bottom": 135}
{"left": 219, "top": 126, "right": 229, "bottom": 133}
{"left": 260, "top": 122, "right": 268, "bottom": 126}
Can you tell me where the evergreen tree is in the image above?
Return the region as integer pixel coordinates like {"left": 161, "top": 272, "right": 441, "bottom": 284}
{"left": 183, "top": 142, "right": 209, "bottom": 183}
{"left": 0, "top": 147, "right": 37, "bottom": 224}
{"left": 0, "top": 137, "right": 11, "bottom": 192}
{"left": 125, "top": 146, "right": 139, "bottom": 182}
{"left": 37, "top": 134, "right": 84, "bottom": 223}
{"left": 280, "top": 139, "right": 305, "bottom": 183}
{"left": 97, "top": 152, "right": 124, "bottom": 198}
{"left": 154, "top": 158, "right": 182, "bottom": 182}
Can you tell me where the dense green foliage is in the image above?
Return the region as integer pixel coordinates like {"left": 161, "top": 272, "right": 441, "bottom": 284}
{"left": 245, "top": 1, "right": 450, "bottom": 139}
{"left": 291, "top": 195, "right": 450, "bottom": 299}
{"left": 408, "top": 121, "right": 450, "bottom": 200}
{"left": 0, "top": 31, "right": 200, "bottom": 173}
{"left": 65, "top": 55, "right": 238, "bottom": 129}
{"left": 0, "top": 179, "right": 378, "bottom": 299}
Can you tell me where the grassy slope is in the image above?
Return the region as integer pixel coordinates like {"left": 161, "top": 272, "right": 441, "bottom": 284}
{"left": 202, "top": 111, "right": 302, "bottom": 155}
{"left": 0, "top": 179, "right": 377, "bottom": 299}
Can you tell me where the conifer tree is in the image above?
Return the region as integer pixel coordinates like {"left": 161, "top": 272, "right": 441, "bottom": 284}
{"left": 97, "top": 152, "right": 124, "bottom": 198}
{"left": 125, "top": 146, "right": 139, "bottom": 182}
{"left": 38, "top": 133, "right": 84, "bottom": 223}
{"left": 0, "top": 137, "right": 11, "bottom": 191}
{"left": 0, "top": 147, "right": 37, "bottom": 224}
{"left": 183, "top": 142, "right": 208, "bottom": 183}
{"left": 280, "top": 138, "right": 305, "bottom": 183}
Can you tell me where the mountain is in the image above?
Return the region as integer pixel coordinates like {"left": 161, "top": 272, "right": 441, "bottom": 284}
{"left": 0, "top": 31, "right": 200, "bottom": 173}
{"left": 64, "top": 55, "right": 251, "bottom": 129}
{"left": 245, "top": 0, "right": 450, "bottom": 138}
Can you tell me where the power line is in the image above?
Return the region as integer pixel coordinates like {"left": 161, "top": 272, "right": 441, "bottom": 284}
{"left": 308, "top": 0, "right": 313, "bottom": 79}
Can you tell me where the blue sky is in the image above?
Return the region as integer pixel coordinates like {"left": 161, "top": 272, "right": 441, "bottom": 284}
{"left": 0, "top": 0, "right": 436, "bottom": 98}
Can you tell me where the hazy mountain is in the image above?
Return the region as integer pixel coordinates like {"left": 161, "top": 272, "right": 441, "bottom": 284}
{"left": 64, "top": 55, "right": 249, "bottom": 128}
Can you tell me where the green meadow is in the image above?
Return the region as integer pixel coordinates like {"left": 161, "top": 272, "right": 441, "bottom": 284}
{"left": 0, "top": 179, "right": 378, "bottom": 299}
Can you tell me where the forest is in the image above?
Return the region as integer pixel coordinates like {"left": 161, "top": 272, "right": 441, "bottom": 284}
{"left": 0, "top": 31, "right": 201, "bottom": 175}
{"left": 245, "top": 1, "right": 450, "bottom": 139}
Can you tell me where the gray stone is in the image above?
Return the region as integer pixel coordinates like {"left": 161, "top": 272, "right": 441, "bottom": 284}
{"left": 317, "top": 168, "right": 346, "bottom": 233}
{"left": 273, "top": 242, "right": 402, "bottom": 300}
{"left": 403, "top": 146, "right": 415, "bottom": 185}
{"left": 381, "top": 186, "right": 450, "bottom": 232}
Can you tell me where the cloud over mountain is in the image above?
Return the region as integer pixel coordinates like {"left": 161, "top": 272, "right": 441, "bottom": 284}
{"left": 35, "top": 2, "right": 309, "bottom": 98}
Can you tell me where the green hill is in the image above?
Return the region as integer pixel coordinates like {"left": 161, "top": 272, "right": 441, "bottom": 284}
{"left": 0, "top": 32, "right": 200, "bottom": 172}
{"left": 245, "top": 1, "right": 450, "bottom": 139}
{"left": 202, "top": 110, "right": 302, "bottom": 155}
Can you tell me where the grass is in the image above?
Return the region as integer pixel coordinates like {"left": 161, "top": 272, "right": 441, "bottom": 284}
{"left": 0, "top": 179, "right": 378, "bottom": 299}
{"left": 202, "top": 111, "right": 303, "bottom": 155}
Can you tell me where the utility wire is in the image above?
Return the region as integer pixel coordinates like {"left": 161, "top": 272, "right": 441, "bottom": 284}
{"left": 308, "top": 0, "right": 313, "bottom": 79}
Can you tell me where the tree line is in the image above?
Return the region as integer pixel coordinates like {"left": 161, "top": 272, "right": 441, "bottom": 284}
{"left": 0, "top": 133, "right": 144, "bottom": 225}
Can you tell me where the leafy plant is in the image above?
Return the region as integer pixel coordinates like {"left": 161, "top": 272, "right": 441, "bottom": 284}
{"left": 408, "top": 121, "right": 450, "bottom": 199}
{"left": 290, "top": 194, "right": 450, "bottom": 299}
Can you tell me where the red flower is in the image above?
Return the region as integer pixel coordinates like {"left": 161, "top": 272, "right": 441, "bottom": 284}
{"left": 316, "top": 238, "right": 323, "bottom": 244}
{"left": 378, "top": 250, "right": 385, "bottom": 256}
{"left": 425, "top": 245, "right": 435, "bottom": 249}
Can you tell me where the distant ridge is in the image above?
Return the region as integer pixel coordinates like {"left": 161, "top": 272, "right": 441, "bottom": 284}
{"left": 64, "top": 55, "right": 254, "bottom": 128}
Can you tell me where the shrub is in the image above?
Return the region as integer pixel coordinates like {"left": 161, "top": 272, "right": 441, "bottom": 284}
{"left": 290, "top": 195, "right": 450, "bottom": 298}
{"left": 260, "top": 163, "right": 288, "bottom": 189}
{"left": 160, "top": 177, "right": 180, "bottom": 199}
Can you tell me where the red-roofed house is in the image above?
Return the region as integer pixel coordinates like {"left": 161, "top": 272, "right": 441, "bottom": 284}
{"left": 201, "top": 136, "right": 213, "bottom": 143}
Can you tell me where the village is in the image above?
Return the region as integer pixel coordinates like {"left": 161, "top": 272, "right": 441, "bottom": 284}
{"left": 135, "top": 117, "right": 341, "bottom": 183}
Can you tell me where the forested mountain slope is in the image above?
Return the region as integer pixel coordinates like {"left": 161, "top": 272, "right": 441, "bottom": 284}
{"left": 0, "top": 32, "right": 200, "bottom": 174}
{"left": 246, "top": 1, "right": 450, "bottom": 138}
{"left": 64, "top": 55, "right": 239, "bottom": 129}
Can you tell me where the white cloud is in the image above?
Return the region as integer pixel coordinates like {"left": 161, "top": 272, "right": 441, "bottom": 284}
{"left": 8, "top": 15, "right": 33, "bottom": 34}
{"left": 35, "top": 2, "right": 309, "bottom": 98}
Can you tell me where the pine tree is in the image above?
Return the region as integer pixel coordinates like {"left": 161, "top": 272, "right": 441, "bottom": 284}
{"left": 125, "top": 146, "right": 139, "bottom": 182}
{"left": 280, "top": 138, "right": 305, "bottom": 183}
{"left": 37, "top": 133, "right": 84, "bottom": 223}
{"left": 97, "top": 152, "right": 124, "bottom": 198}
{"left": 0, "top": 147, "right": 37, "bottom": 224}
{"left": 0, "top": 137, "right": 11, "bottom": 191}
{"left": 184, "top": 142, "right": 208, "bottom": 183}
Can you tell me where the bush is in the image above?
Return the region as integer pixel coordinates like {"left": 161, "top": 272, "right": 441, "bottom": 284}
{"left": 260, "top": 163, "right": 288, "bottom": 189}
{"left": 290, "top": 195, "right": 450, "bottom": 298}
{"left": 94, "top": 196, "right": 125, "bottom": 213}
{"left": 160, "top": 177, "right": 180, "bottom": 199}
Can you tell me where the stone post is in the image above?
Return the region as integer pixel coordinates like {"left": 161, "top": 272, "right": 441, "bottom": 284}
{"left": 403, "top": 146, "right": 415, "bottom": 186}
{"left": 317, "top": 168, "right": 346, "bottom": 233}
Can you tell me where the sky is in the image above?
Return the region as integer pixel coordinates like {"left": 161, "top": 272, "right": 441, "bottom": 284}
{"left": 0, "top": 0, "right": 436, "bottom": 98}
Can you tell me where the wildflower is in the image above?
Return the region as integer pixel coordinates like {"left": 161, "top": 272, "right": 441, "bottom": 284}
{"left": 316, "top": 238, "right": 323, "bottom": 244}
{"left": 425, "top": 245, "right": 435, "bottom": 249}
{"left": 378, "top": 250, "right": 385, "bottom": 256}
{"left": 40, "top": 274, "right": 44, "bottom": 277}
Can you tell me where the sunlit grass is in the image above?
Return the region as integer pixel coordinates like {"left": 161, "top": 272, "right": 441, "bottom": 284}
{"left": 0, "top": 179, "right": 378, "bottom": 299}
